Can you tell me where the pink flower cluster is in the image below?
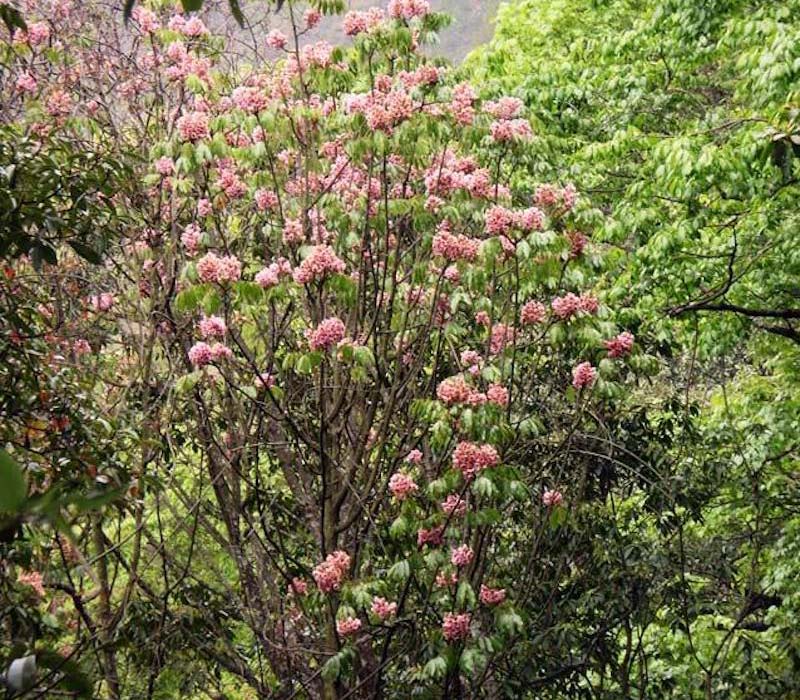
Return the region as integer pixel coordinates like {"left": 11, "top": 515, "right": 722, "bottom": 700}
{"left": 18, "top": 570, "right": 45, "bottom": 597}
{"left": 313, "top": 550, "right": 351, "bottom": 593}
{"left": 371, "top": 596, "right": 398, "bottom": 620}
{"left": 132, "top": 7, "right": 160, "bottom": 33}
{"left": 490, "top": 118, "right": 532, "bottom": 143}
{"left": 307, "top": 317, "right": 346, "bottom": 351}
{"left": 389, "top": 472, "right": 418, "bottom": 500}
{"left": 451, "top": 544, "right": 474, "bottom": 568}
{"left": 231, "top": 86, "right": 269, "bottom": 114}
{"left": 543, "top": 489, "right": 563, "bottom": 507}
{"left": 155, "top": 157, "right": 174, "bottom": 176}
{"left": 520, "top": 300, "right": 546, "bottom": 326}
{"left": 567, "top": 231, "right": 588, "bottom": 259}
{"left": 484, "top": 205, "right": 544, "bottom": 236}
{"left": 572, "top": 361, "right": 597, "bottom": 390}
{"left": 417, "top": 525, "right": 444, "bottom": 547}
{"left": 534, "top": 183, "right": 578, "bottom": 211}
{"left": 188, "top": 341, "right": 232, "bottom": 367}
{"left": 490, "top": 323, "right": 516, "bottom": 355}
{"left": 255, "top": 258, "right": 292, "bottom": 288}
{"left": 89, "top": 292, "right": 115, "bottom": 312}
{"left": 551, "top": 293, "right": 598, "bottom": 320}
{"left": 198, "top": 315, "right": 226, "bottom": 339}
{"left": 450, "top": 82, "right": 477, "bottom": 126}
{"left": 254, "top": 188, "right": 279, "bottom": 211}
{"left": 479, "top": 585, "right": 506, "bottom": 606}
{"left": 406, "top": 449, "right": 423, "bottom": 464}
{"left": 292, "top": 245, "right": 346, "bottom": 284}
{"left": 266, "top": 30, "right": 287, "bottom": 50}
{"left": 343, "top": 7, "right": 385, "bottom": 35}
{"left": 604, "top": 331, "right": 634, "bottom": 358}
{"left": 182, "top": 224, "right": 203, "bottom": 255}
{"left": 177, "top": 111, "right": 210, "bottom": 142}
{"left": 441, "top": 493, "right": 467, "bottom": 517}
{"left": 452, "top": 441, "right": 500, "bottom": 479}
{"left": 346, "top": 88, "right": 414, "bottom": 133}
{"left": 485, "top": 96, "right": 524, "bottom": 120}
{"left": 486, "top": 383, "right": 509, "bottom": 407}
{"left": 432, "top": 226, "right": 480, "bottom": 262}
{"left": 196, "top": 253, "right": 241, "bottom": 284}
{"left": 442, "top": 612, "right": 471, "bottom": 642}
{"left": 336, "top": 616, "right": 362, "bottom": 636}
{"left": 388, "top": 0, "right": 431, "bottom": 20}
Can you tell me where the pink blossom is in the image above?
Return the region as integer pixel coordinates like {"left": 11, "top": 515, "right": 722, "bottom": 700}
{"left": 155, "top": 157, "right": 174, "bottom": 176}
{"left": 475, "top": 311, "right": 491, "bottom": 327}
{"left": 486, "top": 383, "right": 509, "bottom": 407}
{"left": 578, "top": 293, "right": 599, "bottom": 315}
{"left": 436, "top": 375, "right": 472, "bottom": 405}
{"left": 182, "top": 17, "right": 209, "bottom": 37}
{"left": 73, "top": 339, "right": 92, "bottom": 356}
{"left": 389, "top": 472, "right": 418, "bottom": 500}
{"left": 441, "top": 493, "right": 467, "bottom": 517}
{"left": 304, "top": 8, "right": 322, "bottom": 28}
{"left": 197, "top": 198, "right": 212, "bottom": 217}
{"left": 313, "top": 550, "right": 351, "bottom": 593}
{"left": 282, "top": 218, "right": 304, "bottom": 245}
{"left": 46, "top": 89, "right": 72, "bottom": 117}
{"left": 307, "top": 317, "right": 346, "bottom": 351}
{"left": 15, "top": 72, "right": 37, "bottom": 93}
{"left": 572, "top": 361, "right": 597, "bottom": 390}
{"left": 27, "top": 22, "right": 51, "bottom": 46}
{"left": 337, "top": 616, "right": 362, "bottom": 636}
{"left": 436, "top": 571, "right": 458, "bottom": 588}
{"left": 89, "top": 292, "right": 115, "bottom": 312}
{"left": 490, "top": 118, "right": 532, "bottom": 142}
{"left": 231, "top": 86, "right": 268, "bottom": 114}
{"left": 188, "top": 342, "right": 213, "bottom": 367}
{"left": 452, "top": 441, "right": 500, "bottom": 479}
{"left": 405, "top": 449, "right": 423, "bottom": 464}
{"left": 442, "top": 612, "right": 471, "bottom": 642}
{"left": 132, "top": 6, "right": 160, "bottom": 33}
{"left": 543, "top": 488, "right": 563, "bottom": 507}
{"left": 451, "top": 544, "right": 474, "bottom": 568}
{"left": 417, "top": 526, "right": 444, "bottom": 548}
{"left": 479, "top": 584, "right": 506, "bottom": 606}
{"left": 567, "top": 231, "right": 588, "bottom": 259}
{"left": 181, "top": 224, "right": 203, "bottom": 255}
{"left": 371, "top": 596, "right": 398, "bottom": 620}
{"left": 196, "top": 252, "right": 241, "bottom": 284}
{"left": 604, "top": 331, "right": 634, "bottom": 358}
{"left": 177, "top": 111, "right": 210, "bottom": 142}
{"left": 520, "top": 300, "right": 546, "bottom": 326}
{"left": 17, "top": 570, "right": 45, "bottom": 597}
{"left": 485, "top": 96, "right": 524, "bottom": 120}
{"left": 388, "top": 0, "right": 431, "bottom": 21}
{"left": 292, "top": 244, "right": 346, "bottom": 284}
{"left": 450, "top": 82, "right": 477, "bottom": 125}
{"left": 484, "top": 206, "right": 515, "bottom": 236}
{"left": 198, "top": 315, "right": 226, "bottom": 339}
{"left": 490, "top": 323, "right": 516, "bottom": 355}
{"left": 266, "top": 30, "right": 288, "bottom": 50}
{"left": 551, "top": 293, "right": 581, "bottom": 320}
{"left": 254, "top": 188, "right": 279, "bottom": 211}
{"left": 289, "top": 577, "right": 308, "bottom": 595}
{"left": 431, "top": 226, "right": 480, "bottom": 262}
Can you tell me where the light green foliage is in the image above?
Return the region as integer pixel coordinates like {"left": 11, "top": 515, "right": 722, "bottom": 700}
{"left": 467, "top": 1, "right": 800, "bottom": 697}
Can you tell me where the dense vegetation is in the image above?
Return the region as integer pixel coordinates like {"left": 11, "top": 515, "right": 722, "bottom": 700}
{"left": 0, "top": 1, "right": 798, "bottom": 699}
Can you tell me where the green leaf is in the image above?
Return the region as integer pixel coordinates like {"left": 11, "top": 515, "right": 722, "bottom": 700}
{"left": 0, "top": 449, "right": 27, "bottom": 514}
{"left": 180, "top": 0, "right": 203, "bottom": 11}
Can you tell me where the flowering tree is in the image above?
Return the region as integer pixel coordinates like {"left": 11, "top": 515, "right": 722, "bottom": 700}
{"left": 1, "top": 2, "right": 648, "bottom": 698}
